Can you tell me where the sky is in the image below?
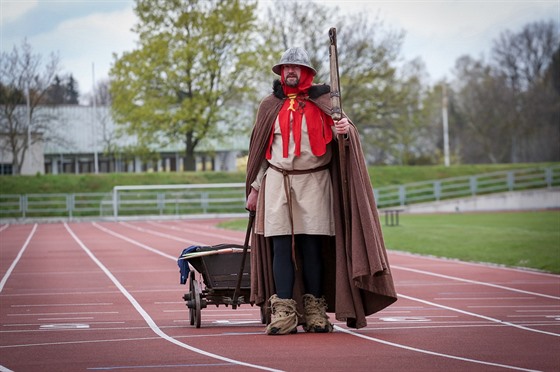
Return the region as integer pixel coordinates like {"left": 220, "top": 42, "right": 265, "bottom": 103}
{"left": 1, "top": 0, "right": 558, "bottom": 104}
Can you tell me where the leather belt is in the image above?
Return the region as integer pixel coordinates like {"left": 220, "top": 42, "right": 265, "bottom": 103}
{"left": 268, "top": 163, "right": 330, "bottom": 176}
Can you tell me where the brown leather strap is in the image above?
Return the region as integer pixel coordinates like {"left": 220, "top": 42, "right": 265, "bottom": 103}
{"left": 268, "top": 163, "right": 330, "bottom": 268}
{"left": 268, "top": 163, "right": 330, "bottom": 175}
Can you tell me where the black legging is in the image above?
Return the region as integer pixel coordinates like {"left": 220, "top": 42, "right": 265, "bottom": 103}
{"left": 272, "top": 234, "right": 324, "bottom": 299}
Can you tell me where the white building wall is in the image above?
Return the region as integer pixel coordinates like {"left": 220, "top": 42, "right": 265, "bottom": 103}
{"left": 0, "top": 133, "right": 44, "bottom": 175}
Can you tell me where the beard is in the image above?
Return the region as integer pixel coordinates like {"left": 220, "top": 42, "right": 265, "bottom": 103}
{"left": 285, "top": 75, "right": 300, "bottom": 87}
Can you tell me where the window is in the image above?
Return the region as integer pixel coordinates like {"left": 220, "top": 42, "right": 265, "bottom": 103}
{"left": 0, "top": 163, "right": 13, "bottom": 175}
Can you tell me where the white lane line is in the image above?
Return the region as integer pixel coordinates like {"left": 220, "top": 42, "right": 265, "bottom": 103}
{"left": 146, "top": 221, "right": 244, "bottom": 243}
{"left": 0, "top": 224, "right": 10, "bottom": 232}
{"left": 392, "top": 265, "right": 560, "bottom": 300}
{"left": 0, "top": 336, "right": 162, "bottom": 348}
{"left": 3, "top": 321, "right": 124, "bottom": 327}
{"left": 154, "top": 302, "right": 184, "bottom": 305}
{"left": 334, "top": 325, "right": 540, "bottom": 372}
{"left": 0, "top": 365, "right": 14, "bottom": 372}
{"left": 0, "top": 224, "right": 37, "bottom": 293}
{"left": 0, "top": 331, "right": 260, "bottom": 349}
{"left": 7, "top": 312, "right": 118, "bottom": 316}
{"left": 38, "top": 317, "right": 94, "bottom": 321}
{"left": 87, "top": 363, "right": 233, "bottom": 370}
{"left": 118, "top": 221, "right": 208, "bottom": 246}
{"left": 64, "top": 223, "right": 282, "bottom": 372}
{"left": 389, "top": 250, "right": 558, "bottom": 277}
{"left": 92, "top": 222, "right": 176, "bottom": 260}
{"left": 11, "top": 303, "right": 113, "bottom": 307}
{"left": 469, "top": 305, "right": 560, "bottom": 308}
{"left": 435, "top": 297, "right": 536, "bottom": 300}
{"left": 399, "top": 293, "right": 559, "bottom": 337}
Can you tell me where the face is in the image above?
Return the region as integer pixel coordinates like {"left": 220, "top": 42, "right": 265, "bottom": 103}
{"left": 282, "top": 65, "right": 301, "bottom": 87}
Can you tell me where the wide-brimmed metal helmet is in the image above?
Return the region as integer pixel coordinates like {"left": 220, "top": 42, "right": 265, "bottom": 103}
{"left": 272, "top": 47, "right": 317, "bottom": 76}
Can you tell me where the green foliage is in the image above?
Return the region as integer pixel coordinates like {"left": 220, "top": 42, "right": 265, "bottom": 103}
{"left": 110, "top": 0, "right": 261, "bottom": 170}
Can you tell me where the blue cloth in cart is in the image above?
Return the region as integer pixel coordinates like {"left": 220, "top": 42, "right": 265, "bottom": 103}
{"left": 178, "top": 246, "right": 199, "bottom": 284}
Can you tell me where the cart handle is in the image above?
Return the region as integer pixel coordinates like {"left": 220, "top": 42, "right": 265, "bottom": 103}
{"left": 232, "top": 211, "right": 255, "bottom": 308}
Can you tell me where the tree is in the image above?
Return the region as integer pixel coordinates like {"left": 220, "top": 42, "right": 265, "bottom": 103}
{"left": 261, "top": 1, "right": 407, "bottom": 164}
{"left": 45, "top": 75, "right": 65, "bottom": 104}
{"left": 451, "top": 20, "right": 559, "bottom": 163}
{"left": 491, "top": 20, "right": 559, "bottom": 162}
{"left": 262, "top": 0, "right": 334, "bottom": 82}
{"left": 65, "top": 75, "right": 79, "bottom": 104}
{"left": 93, "top": 79, "right": 112, "bottom": 106}
{"left": 44, "top": 74, "right": 80, "bottom": 104}
{"left": 110, "top": 0, "right": 263, "bottom": 171}
{"left": 451, "top": 56, "right": 513, "bottom": 163}
{"left": 0, "top": 39, "right": 61, "bottom": 174}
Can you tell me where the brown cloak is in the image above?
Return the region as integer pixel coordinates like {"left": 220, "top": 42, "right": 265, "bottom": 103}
{"left": 246, "top": 87, "right": 397, "bottom": 329}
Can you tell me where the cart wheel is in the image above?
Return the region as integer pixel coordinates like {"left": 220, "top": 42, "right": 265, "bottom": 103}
{"left": 192, "top": 278, "right": 202, "bottom": 328}
{"left": 188, "top": 272, "right": 196, "bottom": 326}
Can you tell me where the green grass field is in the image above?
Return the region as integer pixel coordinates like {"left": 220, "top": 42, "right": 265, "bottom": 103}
{"left": 219, "top": 211, "right": 560, "bottom": 274}
{"left": 381, "top": 211, "right": 560, "bottom": 273}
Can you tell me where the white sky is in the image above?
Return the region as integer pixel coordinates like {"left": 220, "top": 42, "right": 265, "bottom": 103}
{"left": 1, "top": 0, "right": 558, "bottom": 103}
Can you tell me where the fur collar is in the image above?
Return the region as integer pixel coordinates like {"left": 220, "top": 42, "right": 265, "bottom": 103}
{"left": 272, "top": 79, "right": 331, "bottom": 100}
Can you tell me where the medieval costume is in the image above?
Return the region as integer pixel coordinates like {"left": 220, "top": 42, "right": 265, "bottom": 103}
{"left": 246, "top": 48, "right": 397, "bottom": 332}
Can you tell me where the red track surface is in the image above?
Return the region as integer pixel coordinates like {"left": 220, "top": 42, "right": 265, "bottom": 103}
{"left": 1, "top": 219, "right": 558, "bottom": 371}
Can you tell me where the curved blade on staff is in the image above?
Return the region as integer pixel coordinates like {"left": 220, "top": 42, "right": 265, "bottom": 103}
{"left": 329, "top": 27, "right": 351, "bottom": 246}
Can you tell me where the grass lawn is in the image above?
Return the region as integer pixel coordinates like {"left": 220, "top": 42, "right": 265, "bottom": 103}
{"left": 381, "top": 211, "right": 560, "bottom": 274}
{"left": 219, "top": 211, "right": 560, "bottom": 274}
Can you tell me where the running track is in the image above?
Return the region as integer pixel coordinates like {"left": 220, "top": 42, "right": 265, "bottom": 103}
{"left": 0, "top": 219, "right": 558, "bottom": 371}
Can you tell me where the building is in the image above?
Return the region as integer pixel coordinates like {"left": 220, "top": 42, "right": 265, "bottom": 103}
{"left": 0, "top": 132, "right": 44, "bottom": 175}
{"left": 1, "top": 105, "right": 250, "bottom": 175}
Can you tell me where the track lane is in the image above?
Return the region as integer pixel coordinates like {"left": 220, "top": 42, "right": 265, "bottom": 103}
{"left": 390, "top": 252, "right": 560, "bottom": 298}
{"left": 64, "top": 222, "right": 280, "bottom": 371}
{"left": 86, "top": 220, "right": 560, "bottom": 371}
{"left": 1, "top": 219, "right": 558, "bottom": 371}
{"left": 0, "top": 224, "right": 167, "bottom": 371}
{"left": 0, "top": 223, "right": 273, "bottom": 371}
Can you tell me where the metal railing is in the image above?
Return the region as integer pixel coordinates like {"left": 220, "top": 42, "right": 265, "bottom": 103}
{"left": 373, "top": 166, "right": 559, "bottom": 208}
{"left": 0, "top": 166, "right": 558, "bottom": 220}
{"left": 108, "top": 183, "right": 246, "bottom": 218}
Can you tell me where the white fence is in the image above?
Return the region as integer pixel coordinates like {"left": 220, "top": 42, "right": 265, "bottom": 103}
{"left": 374, "top": 166, "right": 559, "bottom": 208}
{"left": 1, "top": 166, "right": 558, "bottom": 220}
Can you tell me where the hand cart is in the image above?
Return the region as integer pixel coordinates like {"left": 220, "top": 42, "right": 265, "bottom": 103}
{"left": 180, "top": 212, "right": 266, "bottom": 328}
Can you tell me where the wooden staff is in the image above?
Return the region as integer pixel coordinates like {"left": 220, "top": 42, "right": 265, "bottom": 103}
{"left": 329, "top": 27, "right": 351, "bottom": 247}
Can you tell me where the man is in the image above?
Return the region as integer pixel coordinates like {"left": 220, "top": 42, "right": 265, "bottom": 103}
{"left": 246, "top": 47, "right": 397, "bottom": 335}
